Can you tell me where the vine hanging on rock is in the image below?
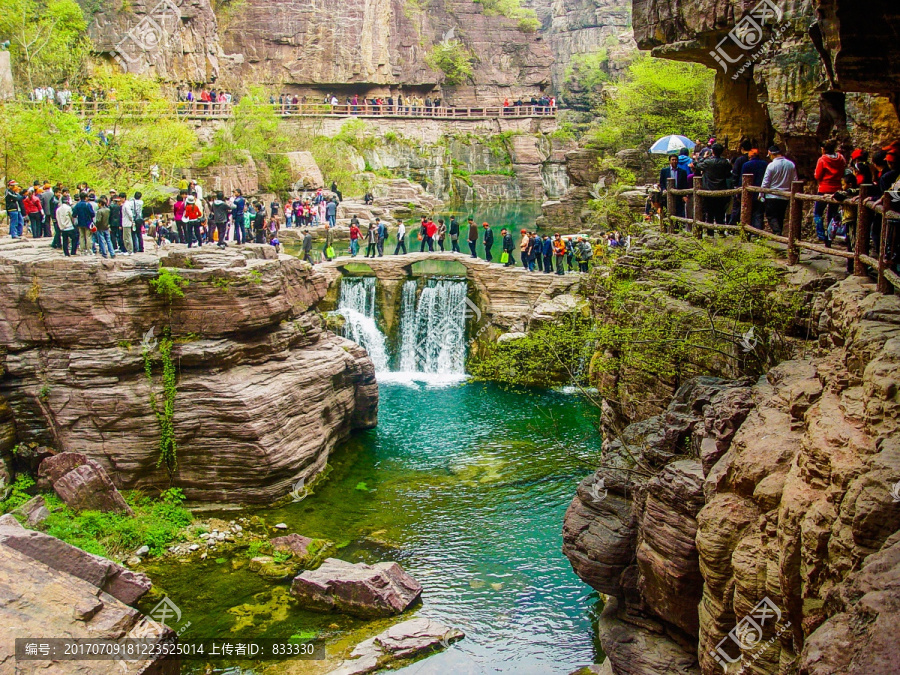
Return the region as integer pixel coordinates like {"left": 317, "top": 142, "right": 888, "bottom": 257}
{"left": 142, "top": 328, "right": 179, "bottom": 474}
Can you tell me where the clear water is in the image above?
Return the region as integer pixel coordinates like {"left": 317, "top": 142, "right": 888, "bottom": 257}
{"left": 139, "top": 382, "right": 604, "bottom": 674}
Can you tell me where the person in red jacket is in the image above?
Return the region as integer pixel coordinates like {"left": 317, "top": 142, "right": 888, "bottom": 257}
{"left": 349, "top": 222, "right": 361, "bottom": 257}
{"left": 22, "top": 187, "right": 44, "bottom": 238}
{"left": 813, "top": 139, "right": 847, "bottom": 243}
{"left": 424, "top": 217, "right": 437, "bottom": 252}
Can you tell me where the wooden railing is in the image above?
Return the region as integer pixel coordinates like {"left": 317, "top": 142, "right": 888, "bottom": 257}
{"left": 22, "top": 100, "right": 558, "bottom": 120}
{"left": 663, "top": 174, "right": 899, "bottom": 294}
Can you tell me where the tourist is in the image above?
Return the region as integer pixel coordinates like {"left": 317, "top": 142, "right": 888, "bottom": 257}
{"left": 252, "top": 202, "right": 266, "bottom": 243}
{"left": 377, "top": 218, "right": 387, "bottom": 256}
{"left": 172, "top": 191, "right": 187, "bottom": 244}
{"left": 94, "top": 196, "right": 115, "bottom": 258}
{"left": 565, "top": 236, "right": 575, "bottom": 271}
{"left": 659, "top": 153, "right": 689, "bottom": 219}
{"left": 760, "top": 146, "right": 798, "bottom": 236}
{"left": 184, "top": 195, "right": 203, "bottom": 248}
{"left": 231, "top": 189, "right": 246, "bottom": 244}
{"left": 5, "top": 181, "right": 25, "bottom": 239}
{"left": 109, "top": 193, "right": 124, "bottom": 253}
{"left": 23, "top": 187, "right": 44, "bottom": 238}
{"left": 365, "top": 222, "right": 378, "bottom": 258}
{"left": 849, "top": 149, "right": 873, "bottom": 187}
{"left": 330, "top": 180, "right": 342, "bottom": 202}
{"left": 698, "top": 143, "right": 731, "bottom": 224}
{"left": 326, "top": 197, "right": 338, "bottom": 228}
{"left": 813, "top": 139, "right": 847, "bottom": 244}
{"left": 501, "top": 228, "right": 514, "bottom": 267}
{"left": 741, "top": 149, "right": 768, "bottom": 230}
{"left": 519, "top": 230, "right": 530, "bottom": 270}
{"left": 364, "top": 190, "right": 374, "bottom": 205}
{"left": 418, "top": 217, "right": 428, "bottom": 252}
{"left": 542, "top": 234, "right": 552, "bottom": 273}
{"left": 124, "top": 192, "right": 145, "bottom": 253}
{"left": 302, "top": 230, "right": 313, "bottom": 263}
{"left": 56, "top": 195, "right": 76, "bottom": 256}
{"left": 72, "top": 192, "right": 94, "bottom": 255}
{"left": 284, "top": 202, "right": 293, "bottom": 229}
{"left": 466, "top": 217, "right": 478, "bottom": 258}
{"left": 833, "top": 172, "right": 860, "bottom": 272}
{"left": 437, "top": 218, "right": 446, "bottom": 252}
{"left": 349, "top": 220, "right": 361, "bottom": 257}
{"left": 211, "top": 191, "right": 230, "bottom": 248}
{"left": 395, "top": 220, "right": 407, "bottom": 255}
{"left": 449, "top": 215, "right": 460, "bottom": 253}
{"left": 39, "top": 183, "right": 56, "bottom": 240}
{"left": 321, "top": 223, "right": 334, "bottom": 261}
{"left": 576, "top": 237, "right": 592, "bottom": 273}
{"left": 730, "top": 140, "right": 754, "bottom": 223}
{"left": 425, "top": 217, "right": 437, "bottom": 252}
{"left": 482, "top": 222, "right": 494, "bottom": 262}
{"left": 552, "top": 233, "right": 566, "bottom": 275}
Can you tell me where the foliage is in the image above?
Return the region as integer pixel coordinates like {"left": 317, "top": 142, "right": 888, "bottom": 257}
{"left": 590, "top": 54, "right": 714, "bottom": 154}
{"left": 211, "top": 0, "right": 248, "bottom": 31}
{"left": 150, "top": 268, "right": 188, "bottom": 304}
{"left": 0, "top": 474, "right": 36, "bottom": 513}
{"left": 425, "top": 41, "right": 475, "bottom": 86}
{"left": 0, "top": 0, "right": 90, "bottom": 90}
{"left": 470, "top": 313, "right": 596, "bottom": 387}
{"left": 474, "top": 0, "right": 539, "bottom": 31}
{"left": 199, "top": 89, "right": 282, "bottom": 167}
{"left": 38, "top": 490, "right": 193, "bottom": 558}
{"left": 143, "top": 336, "right": 179, "bottom": 474}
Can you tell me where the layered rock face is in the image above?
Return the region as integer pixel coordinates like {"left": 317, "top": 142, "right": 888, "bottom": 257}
{"left": 563, "top": 274, "right": 900, "bottom": 674}
{"left": 220, "top": 0, "right": 552, "bottom": 103}
{"left": 0, "top": 240, "right": 377, "bottom": 503}
{"left": 631, "top": 0, "right": 900, "bottom": 173}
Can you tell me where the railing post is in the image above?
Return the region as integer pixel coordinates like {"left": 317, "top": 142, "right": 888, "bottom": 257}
{"left": 666, "top": 177, "right": 676, "bottom": 234}
{"left": 692, "top": 175, "right": 703, "bottom": 238}
{"left": 878, "top": 193, "right": 891, "bottom": 293}
{"left": 740, "top": 174, "right": 753, "bottom": 232}
{"left": 854, "top": 184, "right": 871, "bottom": 276}
{"left": 787, "top": 180, "right": 803, "bottom": 265}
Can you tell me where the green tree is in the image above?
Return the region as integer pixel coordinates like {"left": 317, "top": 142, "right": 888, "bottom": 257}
{"left": 590, "top": 54, "right": 714, "bottom": 153}
{"left": 0, "top": 0, "right": 90, "bottom": 91}
{"left": 425, "top": 41, "right": 475, "bottom": 86}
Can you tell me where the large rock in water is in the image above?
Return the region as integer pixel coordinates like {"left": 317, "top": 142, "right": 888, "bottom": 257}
{"left": 0, "top": 241, "right": 378, "bottom": 503}
{"left": 290, "top": 558, "right": 422, "bottom": 617}
{"left": 0, "top": 527, "right": 173, "bottom": 675}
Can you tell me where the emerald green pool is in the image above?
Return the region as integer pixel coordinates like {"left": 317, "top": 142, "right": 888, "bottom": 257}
{"left": 140, "top": 380, "right": 603, "bottom": 673}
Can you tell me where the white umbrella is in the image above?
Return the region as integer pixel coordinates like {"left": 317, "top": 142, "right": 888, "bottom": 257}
{"left": 649, "top": 135, "right": 696, "bottom": 155}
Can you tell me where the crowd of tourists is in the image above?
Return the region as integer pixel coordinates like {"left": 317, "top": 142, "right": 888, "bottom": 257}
{"left": 268, "top": 93, "right": 557, "bottom": 117}
{"left": 342, "top": 213, "right": 594, "bottom": 274}
{"left": 654, "top": 137, "right": 900, "bottom": 271}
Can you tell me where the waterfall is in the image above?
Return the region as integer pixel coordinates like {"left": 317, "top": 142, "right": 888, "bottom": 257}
{"left": 337, "top": 277, "right": 389, "bottom": 372}
{"left": 397, "top": 278, "right": 468, "bottom": 376}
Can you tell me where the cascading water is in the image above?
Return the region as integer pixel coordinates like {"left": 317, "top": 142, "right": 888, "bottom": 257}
{"left": 336, "top": 277, "right": 389, "bottom": 372}
{"left": 397, "top": 278, "right": 468, "bottom": 376}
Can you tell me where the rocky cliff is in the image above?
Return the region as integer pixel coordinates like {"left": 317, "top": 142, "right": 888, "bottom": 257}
{"left": 0, "top": 240, "right": 377, "bottom": 504}
{"left": 631, "top": 0, "right": 900, "bottom": 174}
{"left": 563, "top": 272, "right": 900, "bottom": 674}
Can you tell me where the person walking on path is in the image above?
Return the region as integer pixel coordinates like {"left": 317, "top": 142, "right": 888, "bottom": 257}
{"left": 437, "top": 218, "right": 446, "bottom": 252}
{"left": 519, "top": 230, "right": 530, "bottom": 271}
{"left": 5, "top": 181, "right": 25, "bottom": 239}
{"left": 94, "top": 196, "right": 115, "bottom": 258}
{"left": 698, "top": 143, "right": 732, "bottom": 224}
{"left": 660, "top": 153, "right": 689, "bottom": 219}
{"left": 173, "top": 192, "right": 187, "bottom": 244}
{"left": 23, "top": 188, "right": 44, "bottom": 238}
{"left": 760, "top": 145, "right": 798, "bottom": 236}
{"left": 449, "top": 216, "right": 460, "bottom": 253}
{"left": 323, "top": 223, "right": 335, "bottom": 261}
{"left": 302, "top": 230, "right": 313, "bottom": 263}
{"left": 394, "top": 220, "right": 407, "bottom": 255}
{"left": 466, "top": 217, "right": 478, "bottom": 258}
{"left": 501, "top": 228, "right": 514, "bottom": 266}
{"left": 211, "top": 192, "right": 230, "bottom": 248}
{"left": 231, "top": 189, "right": 246, "bottom": 244}
{"left": 326, "top": 197, "right": 338, "bottom": 228}
{"left": 552, "top": 233, "right": 566, "bottom": 274}
{"left": 741, "top": 149, "right": 769, "bottom": 231}
{"left": 39, "top": 184, "right": 57, "bottom": 241}
{"left": 124, "top": 192, "right": 145, "bottom": 253}
{"left": 184, "top": 195, "right": 203, "bottom": 248}
{"left": 349, "top": 221, "right": 361, "bottom": 257}
{"left": 72, "top": 192, "right": 94, "bottom": 255}
{"left": 56, "top": 196, "right": 76, "bottom": 256}
{"left": 365, "top": 222, "right": 378, "bottom": 257}
{"left": 542, "top": 234, "right": 553, "bottom": 273}
{"left": 813, "top": 139, "right": 846, "bottom": 244}
{"left": 482, "top": 222, "right": 494, "bottom": 262}
{"left": 575, "top": 237, "right": 592, "bottom": 273}
{"left": 109, "top": 193, "right": 125, "bottom": 253}
{"left": 424, "top": 217, "right": 437, "bottom": 252}
{"left": 376, "top": 218, "right": 387, "bottom": 256}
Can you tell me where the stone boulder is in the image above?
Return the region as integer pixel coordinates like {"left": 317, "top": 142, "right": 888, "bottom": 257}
{"left": 287, "top": 151, "right": 325, "bottom": 189}
{"left": 0, "top": 530, "right": 173, "bottom": 674}
{"left": 40, "top": 453, "right": 133, "bottom": 515}
{"left": 329, "top": 617, "right": 464, "bottom": 675}
{"left": 0, "top": 526, "right": 151, "bottom": 604}
{"left": 290, "top": 558, "right": 422, "bottom": 618}
{"left": 271, "top": 533, "right": 330, "bottom": 567}
{"left": 13, "top": 494, "right": 50, "bottom": 526}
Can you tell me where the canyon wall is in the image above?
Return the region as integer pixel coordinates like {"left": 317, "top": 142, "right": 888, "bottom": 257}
{"left": 563, "top": 269, "right": 900, "bottom": 674}
{"left": 631, "top": 0, "right": 900, "bottom": 175}
{"left": 0, "top": 240, "right": 377, "bottom": 504}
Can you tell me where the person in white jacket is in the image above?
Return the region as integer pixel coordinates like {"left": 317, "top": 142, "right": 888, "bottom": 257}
{"left": 394, "top": 220, "right": 407, "bottom": 255}
{"left": 122, "top": 192, "right": 145, "bottom": 254}
{"left": 56, "top": 197, "right": 76, "bottom": 256}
